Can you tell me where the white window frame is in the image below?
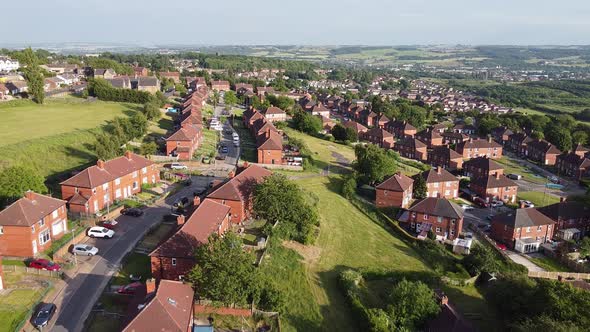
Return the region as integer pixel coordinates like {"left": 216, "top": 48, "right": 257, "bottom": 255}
{"left": 52, "top": 210, "right": 58, "bottom": 219}
{"left": 171, "top": 258, "right": 177, "bottom": 266}
{"left": 115, "top": 178, "right": 121, "bottom": 185}
{"left": 39, "top": 230, "right": 50, "bottom": 245}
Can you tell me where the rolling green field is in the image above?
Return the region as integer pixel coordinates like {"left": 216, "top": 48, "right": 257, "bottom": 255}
{"left": 0, "top": 99, "right": 139, "bottom": 191}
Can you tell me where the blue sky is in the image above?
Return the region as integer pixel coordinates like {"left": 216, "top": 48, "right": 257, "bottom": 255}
{"left": 5, "top": 0, "right": 590, "bottom": 45}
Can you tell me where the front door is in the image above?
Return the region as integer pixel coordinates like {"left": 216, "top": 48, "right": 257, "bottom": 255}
{"left": 32, "top": 240, "right": 38, "bottom": 255}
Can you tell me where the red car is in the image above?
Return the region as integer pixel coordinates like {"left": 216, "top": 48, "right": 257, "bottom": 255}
{"left": 117, "top": 282, "right": 144, "bottom": 295}
{"left": 29, "top": 259, "right": 61, "bottom": 271}
{"left": 101, "top": 220, "right": 118, "bottom": 230}
{"left": 496, "top": 243, "right": 507, "bottom": 250}
{"left": 473, "top": 197, "right": 490, "bottom": 208}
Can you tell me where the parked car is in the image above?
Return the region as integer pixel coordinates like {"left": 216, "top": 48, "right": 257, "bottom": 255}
{"left": 507, "top": 173, "right": 522, "bottom": 180}
{"left": 491, "top": 200, "right": 504, "bottom": 207}
{"left": 460, "top": 204, "right": 474, "bottom": 210}
{"left": 101, "top": 219, "right": 118, "bottom": 230}
{"left": 496, "top": 243, "right": 507, "bottom": 250}
{"left": 87, "top": 226, "right": 115, "bottom": 239}
{"left": 549, "top": 176, "right": 560, "bottom": 184}
{"left": 169, "top": 163, "right": 188, "bottom": 170}
{"left": 31, "top": 303, "right": 56, "bottom": 329}
{"left": 117, "top": 282, "right": 144, "bottom": 295}
{"left": 194, "top": 188, "right": 207, "bottom": 196}
{"left": 121, "top": 208, "right": 144, "bottom": 217}
{"left": 520, "top": 200, "right": 535, "bottom": 208}
{"left": 29, "top": 259, "right": 61, "bottom": 271}
{"left": 473, "top": 197, "right": 490, "bottom": 208}
{"left": 72, "top": 244, "right": 99, "bottom": 256}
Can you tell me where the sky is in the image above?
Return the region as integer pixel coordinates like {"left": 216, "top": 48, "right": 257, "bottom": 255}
{"left": 4, "top": 0, "right": 590, "bottom": 45}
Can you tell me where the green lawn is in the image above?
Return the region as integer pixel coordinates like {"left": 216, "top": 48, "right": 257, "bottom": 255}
{"left": 0, "top": 99, "right": 136, "bottom": 147}
{"left": 0, "top": 99, "right": 140, "bottom": 191}
{"left": 517, "top": 191, "right": 561, "bottom": 207}
{"left": 0, "top": 272, "right": 51, "bottom": 332}
{"left": 112, "top": 253, "right": 152, "bottom": 285}
{"left": 528, "top": 255, "right": 572, "bottom": 272}
{"left": 194, "top": 128, "right": 218, "bottom": 160}
{"left": 261, "top": 176, "right": 429, "bottom": 332}
{"left": 496, "top": 156, "right": 547, "bottom": 185}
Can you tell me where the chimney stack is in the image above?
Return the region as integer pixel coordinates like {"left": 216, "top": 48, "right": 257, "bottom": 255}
{"left": 469, "top": 137, "right": 473, "bottom": 143}
{"left": 228, "top": 170, "right": 235, "bottom": 178}
{"left": 146, "top": 278, "right": 157, "bottom": 295}
{"left": 177, "top": 214, "right": 186, "bottom": 226}
{"left": 97, "top": 160, "right": 105, "bottom": 169}
{"left": 193, "top": 196, "right": 201, "bottom": 207}
{"left": 124, "top": 150, "right": 132, "bottom": 160}
{"left": 24, "top": 190, "right": 35, "bottom": 201}
{"left": 488, "top": 136, "right": 492, "bottom": 143}
{"left": 495, "top": 172, "right": 501, "bottom": 180}
{"left": 437, "top": 166, "right": 442, "bottom": 174}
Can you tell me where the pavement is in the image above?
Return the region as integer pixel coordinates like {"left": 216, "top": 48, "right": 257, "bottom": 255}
{"left": 505, "top": 251, "right": 546, "bottom": 272}
{"left": 47, "top": 177, "right": 213, "bottom": 332}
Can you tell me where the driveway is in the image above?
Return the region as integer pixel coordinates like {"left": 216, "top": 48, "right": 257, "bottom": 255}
{"left": 505, "top": 251, "right": 545, "bottom": 272}
{"left": 49, "top": 178, "right": 210, "bottom": 332}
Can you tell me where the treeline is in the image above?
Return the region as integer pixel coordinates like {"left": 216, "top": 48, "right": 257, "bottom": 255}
{"left": 88, "top": 78, "right": 154, "bottom": 104}
{"left": 179, "top": 52, "right": 317, "bottom": 72}
{"left": 94, "top": 113, "right": 148, "bottom": 160}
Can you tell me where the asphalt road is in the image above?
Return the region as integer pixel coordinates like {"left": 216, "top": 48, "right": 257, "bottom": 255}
{"left": 50, "top": 178, "right": 211, "bottom": 332}
{"left": 212, "top": 104, "right": 240, "bottom": 168}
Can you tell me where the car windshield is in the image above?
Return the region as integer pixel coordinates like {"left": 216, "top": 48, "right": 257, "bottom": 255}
{"left": 85, "top": 245, "right": 93, "bottom": 250}
{"left": 37, "top": 310, "right": 50, "bottom": 318}
{"left": 102, "top": 229, "right": 109, "bottom": 233}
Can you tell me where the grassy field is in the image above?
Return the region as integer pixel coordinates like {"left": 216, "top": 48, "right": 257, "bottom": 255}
{"left": 0, "top": 99, "right": 136, "bottom": 147}
{"left": 528, "top": 255, "right": 572, "bottom": 272}
{"left": 0, "top": 272, "right": 51, "bottom": 332}
{"left": 517, "top": 191, "right": 561, "bottom": 207}
{"left": 496, "top": 156, "right": 547, "bottom": 185}
{"left": 0, "top": 99, "right": 140, "bottom": 191}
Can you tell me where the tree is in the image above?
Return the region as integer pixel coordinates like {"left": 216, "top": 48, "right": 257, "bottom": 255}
{"left": 331, "top": 124, "right": 348, "bottom": 141}
{"left": 580, "top": 237, "right": 590, "bottom": 258}
{"left": 572, "top": 131, "right": 589, "bottom": 146}
{"left": 211, "top": 90, "right": 220, "bottom": 108}
{"left": 224, "top": 90, "right": 238, "bottom": 108}
{"left": 20, "top": 47, "right": 45, "bottom": 104}
{"left": 139, "top": 141, "right": 158, "bottom": 156}
{"left": 546, "top": 125, "right": 572, "bottom": 152}
{"left": 174, "top": 83, "right": 187, "bottom": 96}
{"left": 292, "top": 110, "right": 322, "bottom": 135}
{"left": 341, "top": 175, "right": 357, "bottom": 199}
{"left": 354, "top": 144, "right": 397, "bottom": 185}
{"left": 189, "top": 233, "right": 257, "bottom": 306}
{"left": 462, "top": 243, "right": 500, "bottom": 275}
{"left": 387, "top": 279, "right": 440, "bottom": 330}
{"left": 142, "top": 102, "right": 161, "bottom": 121}
{"left": 366, "top": 308, "right": 392, "bottom": 332}
{"left": 95, "top": 133, "right": 120, "bottom": 160}
{"left": 0, "top": 166, "right": 48, "bottom": 207}
{"left": 345, "top": 127, "right": 358, "bottom": 142}
{"left": 413, "top": 174, "right": 427, "bottom": 199}
{"left": 253, "top": 174, "right": 319, "bottom": 244}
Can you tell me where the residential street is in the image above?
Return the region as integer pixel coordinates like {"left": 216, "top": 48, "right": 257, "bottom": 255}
{"left": 49, "top": 179, "right": 210, "bottom": 332}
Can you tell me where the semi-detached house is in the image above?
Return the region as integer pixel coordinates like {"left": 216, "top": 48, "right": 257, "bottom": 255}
{"left": 60, "top": 151, "right": 160, "bottom": 215}
{"left": 0, "top": 192, "right": 67, "bottom": 257}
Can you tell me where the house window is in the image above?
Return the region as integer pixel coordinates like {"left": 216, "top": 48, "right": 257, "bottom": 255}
{"left": 142, "top": 167, "right": 147, "bottom": 174}
{"left": 450, "top": 230, "right": 455, "bottom": 235}
{"left": 437, "top": 217, "right": 442, "bottom": 223}
{"left": 526, "top": 227, "right": 531, "bottom": 233}
{"left": 436, "top": 227, "right": 441, "bottom": 233}
{"left": 548, "top": 225, "right": 551, "bottom": 230}
{"left": 52, "top": 210, "right": 58, "bottom": 219}
{"left": 171, "top": 258, "right": 177, "bottom": 266}
{"left": 537, "top": 226, "right": 542, "bottom": 231}
{"left": 31, "top": 225, "right": 35, "bottom": 233}
{"left": 133, "top": 182, "right": 138, "bottom": 190}
{"left": 446, "top": 182, "right": 451, "bottom": 187}
{"left": 132, "top": 171, "right": 138, "bottom": 178}
{"left": 423, "top": 214, "right": 429, "bottom": 220}
{"left": 434, "top": 182, "right": 439, "bottom": 188}
{"left": 39, "top": 230, "right": 50, "bottom": 245}
{"left": 115, "top": 178, "right": 121, "bottom": 185}
{"left": 39, "top": 219, "right": 45, "bottom": 227}
{"left": 0, "top": 226, "right": 3, "bottom": 234}
{"left": 104, "top": 194, "right": 109, "bottom": 203}
{"left": 451, "top": 219, "right": 456, "bottom": 225}
{"left": 103, "top": 183, "right": 109, "bottom": 190}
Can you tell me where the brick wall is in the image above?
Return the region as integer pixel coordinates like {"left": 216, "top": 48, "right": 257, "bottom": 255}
{"left": 426, "top": 181, "right": 459, "bottom": 199}
{"left": 408, "top": 211, "right": 463, "bottom": 240}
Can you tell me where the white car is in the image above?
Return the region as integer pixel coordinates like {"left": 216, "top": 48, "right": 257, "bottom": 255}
{"left": 72, "top": 244, "right": 99, "bottom": 256}
{"left": 87, "top": 226, "right": 115, "bottom": 239}
{"left": 170, "top": 163, "right": 188, "bottom": 170}
{"left": 491, "top": 200, "right": 504, "bottom": 207}
{"left": 520, "top": 200, "right": 535, "bottom": 208}
{"left": 461, "top": 204, "right": 474, "bottom": 210}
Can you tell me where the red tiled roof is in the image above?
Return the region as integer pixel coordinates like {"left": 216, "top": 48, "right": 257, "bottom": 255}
{"left": 409, "top": 198, "right": 464, "bottom": 219}
{"left": 60, "top": 152, "right": 154, "bottom": 189}
{"left": 419, "top": 167, "right": 458, "bottom": 183}
{"left": 122, "top": 280, "right": 193, "bottom": 332}
{"left": 376, "top": 173, "right": 413, "bottom": 192}
{"left": 166, "top": 125, "right": 200, "bottom": 142}
{"left": 257, "top": 130, "right": 283, "bottom": 150}
{"left": 207, "top": 165, "right": 272, "bottom": 202}
{"left": 0, "top": 192, "right": 65, "bottom": 227}
{"left": 265, "top": 106, "right": 285, "bottom": 115}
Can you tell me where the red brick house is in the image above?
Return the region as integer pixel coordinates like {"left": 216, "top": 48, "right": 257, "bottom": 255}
{"left": 159, "top": 71, "right": 181, "bottom": 83}
{"left": 211, "top": 80, "right": 230, "bottom": 91}
{"left": 309, "top": 104, "right": 330, "bottom": 118}
{"left": 362, "top": 111, "right": 378, "bottom": 127}
{"left": 150, "top": 199, "right": 231, "bottom": 281}
{"left": 470, "top": 173, "right": 518, "bottom": 203}
{"left": 132, "top": 66, "right": 148, "bottom": 77}
{"left": 538, "top": 198, "right": 590, "bottom": 236}
{"left": 393, "top": 137, "right": 427, "bottom": 161}
{"left": 491, "top": 126, "right": 514, "bottom": 145}
{"left": 375, "top": 173, "right": 414, "bottom": 208}
{"left": 207, "top": 165, "right": 272, "bottom": 224}
{"left": 363, "top": 128, "right": 395, "bottom": 148}
{"left": 556, "top": 150, "right": 590, "bottom": 180}
{"left": 452, "top": 124, "right": 477, "bottom": 135}
{"left": 490, "top": 208, "right": 555, "bottom": 253}
{"left": 428, "top": 146, "right": 464, "bottom": 170}
{"left": 415, "top": 128, "right": 443, "bottom": 148}
{"left": 416, "top": 167, "right": 459, "bottom": 199}
{"left": 507, "top": 133, "right": 533, "bottom": 156}
{"left": 165, "top": 124, "right": 201, "bottom": 160}
{"left": 456, "top": 137, "right": 502, "bottom": 159}
{"left": 257, "top": 130, "right": 283, "bottom": 164}
{"left": 122, "top": 280, "right": 194, "bottom": 332}
{"left": 264, "top": 107, "right": 287, "bottom": 123}
{"left": 376, "top": 114, "right": 390, "bottom": 129}
{"left": 527, "top": 139, "right": 561, "bottom": 165}
{"left": 386, "top": 120, "right": 417, "bottom": 138}
{"left": 441, "top": 132, "right": 469, "bottom": 146}
{"left": 0, "top": 192, "right": 67, "bottom": 257}
{"left": 462, "top": 156, "right": 503, "bottom": 178}
{"left": 235, "top": 83, "right": 254, "bottom": 94}
{"left": 402, "top": 197, "right": 464, "bottom": 241}
{"left": 60, "top": 152, "right": 160, "bottom": 215}
{"left": 343, "top": 120, "right": 368, "bottom": 136}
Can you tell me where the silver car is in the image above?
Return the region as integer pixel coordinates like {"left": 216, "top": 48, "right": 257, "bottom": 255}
{"left": 72, "top": 244, "right": 99, "bottom": 256}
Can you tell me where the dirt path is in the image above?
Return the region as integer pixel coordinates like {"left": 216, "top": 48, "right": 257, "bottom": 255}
{"left": 282, "top": 240, "right": 322, "bottom": 265}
